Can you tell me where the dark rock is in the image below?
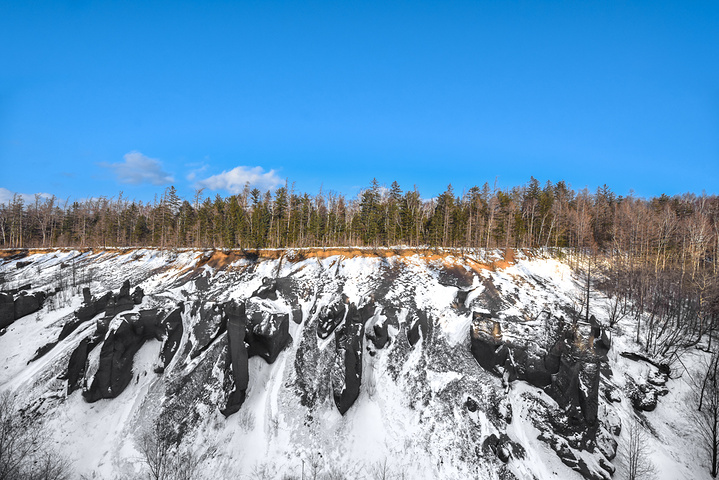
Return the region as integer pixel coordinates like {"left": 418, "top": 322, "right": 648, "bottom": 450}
{"left": 497, "top": 445, "right": 511, "bottom": 463}
{"left": 62, "top": 291, "right": 112, "bottom": 341}
{"left": 317, "top": 295, "right": 348, "bottom": 339}
{"left": 369, "top": 321, "right": 390, "bottom": 349}
{"left": 620, "top": 351, "right": 671, "bottom": 377}
{"left": 629, "top": 384, "right": 658, "bottom": 412}
{"left": 83, "top": 309, "right": 160, "bottom": 402}
{"left": 332, "top": 303, "right": 363, "bottom": 415}
{"left": 469, "top": 313, "right": 503, "bottom": 373}
{"left": 252, "top": 277, "right": 278, "bottom": 300}
{"left": 246, "top": 311, "right": 291, "bottom": 364}
{"left": 577, "top": 362, "right": 600, "bottom": 425}
{"left": 470, "top": 313, "right": 600, "bottom": 427}
{"left": 273, "top": 277, "right": 296, "bottom": 301}
{"left": 14, "top": 291, "right": 45, "bottom": 319}
{"left": 0, "top": 292, "right": 14, "bottom": 329}
{"left": 576, "top": 458, "right": 609, "bottom": 480}
{"left": 589, "top": 315, "right": 601, "bottom": 338}
{"left": 555, "top": 440, "right": 579, "bottom": 468}
{"left": 647, "top": 370, "right": 668, "bottom": 387}
{"left": 550, "top": 354, "right": 584, "bottom": 424}
{"left": 194, "top": 275, "right": 209, "bottom": 291}
{"left": 655, "top": 385, "right": 669, "bottom": 396}
{"left": 596, "top": 427, "right": 617, "bottom": 460}
{"left": 222, "top": 301, "right": 249, "bottom": 416}
{"left": 16, "top": 261, "right": 32, "bottom": 269}
{"left": 5, "top": 283, "right": 32, "bottom": 295}
{"left": 132, "top": 286, "right": 144, "bottom": 304}
{"left": 358, "top": 299, "right": 376, "bottom": 324}
{"left": 603, "top": 386, "right": 622, "bottom": 403}
{"left": 29, "top": 341, "right": 58, "bottom": 362}
{"left": 67, "top": 338, "right": 90, "bottom": 394}
{"left": 596, "top": 330, "right": 611, "bottom": 352}
{"left": 74, "top": 291, "right": 112, "bottom": 324}
{"left": 436, "top": 263, "right": 475, "bottom": 289}
{"left": 482, "top": 433, "right": 526, "bottom": 463}
{"left": 95, "top": 317, "right": 112, "bottom": 337}
{"left": 189, "top": 302, "right": 227, "bottom": 359}
{"left": 119, "top": 280, "right": 131, "bottom": 298}
{"left": 82, "top": 287, "right": 92, "bottom": 304}
{"left": 407, "top": 309, "right": 432, "bottom": 347}
{"left": 453, "top": 289, "right": 471, "bottom": 309}
{"left": 524, "top": 354, "right": 553, "bottom": 388}
{"left": 104, "top": 293, "right": 135, "bottom": 320}
{"left": 471, "top": 313, "right": 603, "bottom": 429}
{"left": 625, "top": 375, "right": 659, "bottom": 411}
{"left": 544, "top": 348, "right": 562, "bottom": 375}
{"left": 96, "top": 280, "right": 137, "bottom": 323}
{"left": 291, "top": 304, "right": 303, "bottom": 324}
{"left": 158, "top": 306, "right": 184, "bottom": 370}
{"left": 599, "top": 458, "right": 615, "bottom": 475}
{"left": 367, "top": 307, "right": 399, "bottom": 350}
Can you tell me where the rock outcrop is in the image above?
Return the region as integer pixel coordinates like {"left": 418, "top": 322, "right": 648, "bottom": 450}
{"left": 367, "top": 306, "right": 400, "bottom": 350}
{"left": 407, "top": 309, "right": 433, "bottom": 347}
{"left": 222, "top": 301, "right": 249, "bottom": 416}
{"left": 331, "top": 303, "right": 365, "bottom": 415}
{"left": 158, "top": 306, "right": 184, "bottom": 371}
{"left": 246, "top": 311, "right": 291, "bottom": 363}
{"left": 0, "top": 288, "right": 46, "bottom": 331}
{"left": 60, "top": 290, "right": 112, "bottom": 340}
{"left": 470, "top": 313, "right": 604, "bottom": 427}
{"left": 0, "top": 292, "right": 14, "bottom": 329}
{"left": 83, "top": 309, "right": 160, "bottom": 402}
{"left": 317, "top": 295, "right": 348, "bottom": 339}
{"left": 0, "top": 249, "right": 636, "bottom": 480}
{"left": 14, "top": 291, "right": 45, "bottom": 320}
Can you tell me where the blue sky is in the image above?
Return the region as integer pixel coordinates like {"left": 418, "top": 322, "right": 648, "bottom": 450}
{"left": 1, "top": 1, "right": 717, "bottom": 204}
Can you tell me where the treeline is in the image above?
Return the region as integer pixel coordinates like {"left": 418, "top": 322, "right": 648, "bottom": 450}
{"left": 0, "top": 177, "right": 717, "bottom": 261}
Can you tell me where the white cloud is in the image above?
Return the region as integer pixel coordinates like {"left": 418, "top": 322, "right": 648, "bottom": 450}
{"left": 0, "top": 187, "right": 52, "bottom": 206}
{"left": 100, "top": 151, "right": 174, "bottom": 186}
{"left": 196, "top": 166, "right": 282, "bottom": 194}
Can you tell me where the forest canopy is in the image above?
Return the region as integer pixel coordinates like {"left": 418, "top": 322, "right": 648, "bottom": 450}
{"left": 0, "top": 178, "right": 716, "bottom": 263}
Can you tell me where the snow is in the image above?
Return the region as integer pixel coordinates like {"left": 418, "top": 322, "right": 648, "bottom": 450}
{"left": 0, "top": 247, "right": 714, "bottom": 479}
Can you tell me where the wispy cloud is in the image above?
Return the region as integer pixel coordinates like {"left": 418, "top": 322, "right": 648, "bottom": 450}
{"left": 100, "top": 151, "right": 174, "bottom": 186}
{"left": 0, "top": 187, "right": 52, "bottom": 206}
{"left": 186, "top": 162, "right": 209, "bottom": 182}
{"left": 196, "top": 166, "right": 282, "bottom": 194}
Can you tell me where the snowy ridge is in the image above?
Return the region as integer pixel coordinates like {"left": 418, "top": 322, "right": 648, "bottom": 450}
{"left": 0, "top": 248, "right": 710, "bottom": 479}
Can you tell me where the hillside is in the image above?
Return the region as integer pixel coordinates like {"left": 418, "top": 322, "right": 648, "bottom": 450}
{"left": 0, "top": 248, "right": 710, "bottom": 479}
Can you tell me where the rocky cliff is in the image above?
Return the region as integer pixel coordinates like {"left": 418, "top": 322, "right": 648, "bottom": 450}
{"left": 0, "top": 248, "right": 701, "bottom": 479}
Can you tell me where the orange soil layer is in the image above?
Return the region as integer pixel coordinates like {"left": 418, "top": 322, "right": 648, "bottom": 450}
{"left": 0, "top": 247, "right": 529, "bottom": 272}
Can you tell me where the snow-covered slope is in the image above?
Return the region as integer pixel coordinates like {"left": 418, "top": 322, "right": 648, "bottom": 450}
{"left": 0, "top": 248, "right": 709, "bottom": 479}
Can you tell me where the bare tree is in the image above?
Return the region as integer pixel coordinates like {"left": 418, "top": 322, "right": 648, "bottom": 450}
{"left": 303, "top": 451, "right": 323, "bottom": 480}
{"left": 251, "top": 461, "right": 277, "bottom": 480}
{"left": 25, "top": 450, "right": 73, "bottom": 480}
{"left": 693, "top": 352, "right": 719, "bottom": 477}
{"left": 369, "top": 458, "right": 391, "bottom": 480}
{"left": 137, "top": 414, "right": 199, "bottom": 480}
{"left": 0, "top": 391, "right": 72, "bottom": 480}
{"left": 623, "top": 417, "right": 655, "bottom": 480}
